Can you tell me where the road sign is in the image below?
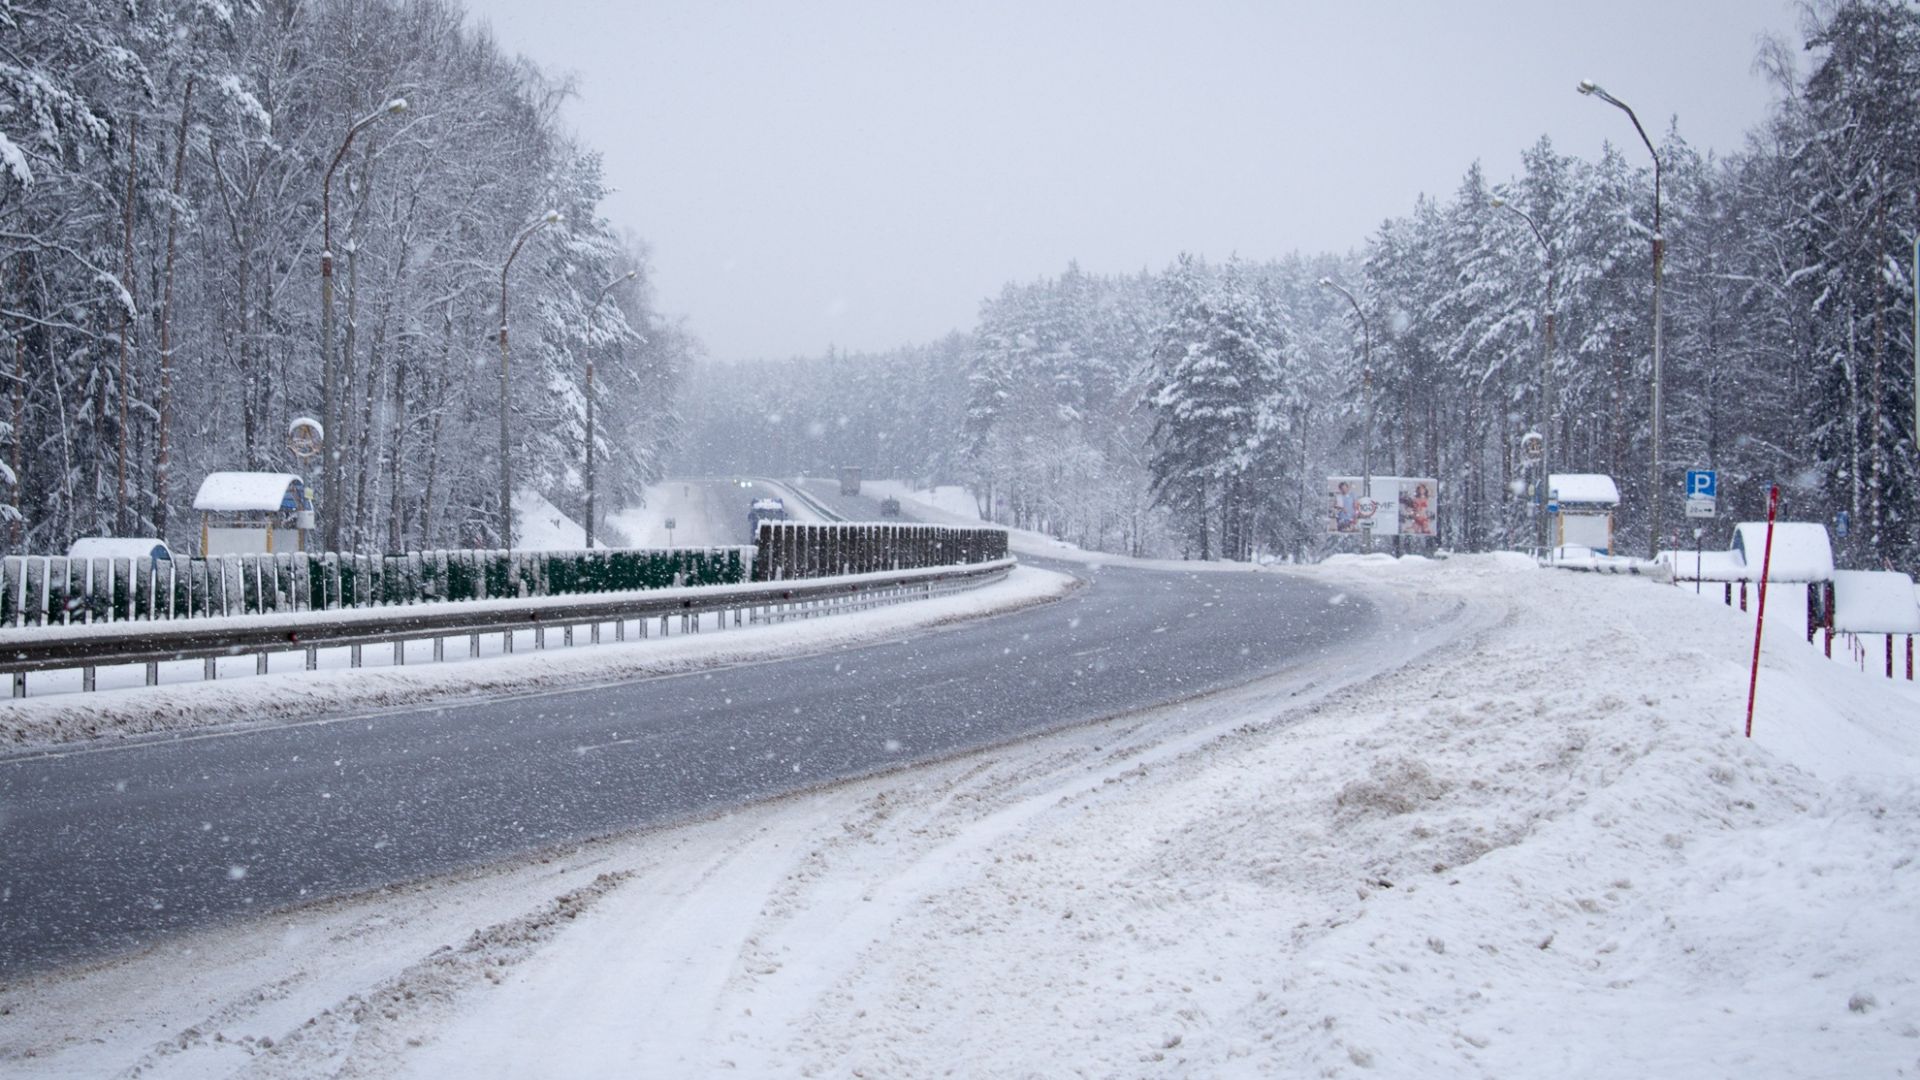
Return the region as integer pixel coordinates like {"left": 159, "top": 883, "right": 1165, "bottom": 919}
{"left": 1685, "top": 469, "right": 1716, "bottom": 518}
{"left": 1545, "top": 500, "right": 1561, "bottom": 515}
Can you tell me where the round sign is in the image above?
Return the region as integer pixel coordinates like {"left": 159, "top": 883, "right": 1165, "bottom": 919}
{"left": 664, "top": 517, "right": 677, "bottom": 530}
{"left": 1520, "top": 431, "right": 1544, "bottom": 462}
{"left": 288, "top": 416, "right": 325, "bottom": 459}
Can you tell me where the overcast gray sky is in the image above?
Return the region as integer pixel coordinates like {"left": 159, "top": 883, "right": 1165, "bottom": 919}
{"left": 458, "top": 0, "right": 1800, "bottom": 363}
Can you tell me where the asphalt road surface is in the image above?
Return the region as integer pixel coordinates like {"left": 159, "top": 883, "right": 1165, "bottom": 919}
{"left": 0, "top": 558, "right": 1374, "bottom": 976}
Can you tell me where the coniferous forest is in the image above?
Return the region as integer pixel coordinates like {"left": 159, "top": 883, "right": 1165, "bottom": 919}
{"left": 7, "top": 0, "right": 1916, "bottom": 573}
{"left": 682, "top": 0, "right": 1919, "bottom": 571}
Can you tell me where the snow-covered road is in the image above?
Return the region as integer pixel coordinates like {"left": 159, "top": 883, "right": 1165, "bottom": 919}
{"left": 5, "top": 555, "right": 1917, "bottom": 1078}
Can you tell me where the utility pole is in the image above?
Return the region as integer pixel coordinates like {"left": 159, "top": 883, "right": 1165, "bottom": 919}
{"left": 1579, "top": 79, "right": 1663, "bottom": 559}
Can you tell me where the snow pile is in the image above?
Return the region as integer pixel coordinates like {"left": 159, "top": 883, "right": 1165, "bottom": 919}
{"left": 5, "top": 558, "right": 1918, "bottom": 1078}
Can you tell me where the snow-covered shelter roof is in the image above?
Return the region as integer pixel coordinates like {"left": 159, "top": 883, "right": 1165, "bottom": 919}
{"left": 1730, "top": 522, "right": 1833, "bottom": 582}
{"left": 67, "top": 537, "right": 172, "bottom": 561}
{"left": 192, "top": 472, "right": 307, "bottom": 513}
{"left": 1548, "top": 474, "right": 1619, "bottom": 506}
{"left": 1831, "top": 570, "right": 1920, "bottom": 634}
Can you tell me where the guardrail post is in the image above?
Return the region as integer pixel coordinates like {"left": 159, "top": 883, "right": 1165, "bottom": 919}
{"left": 81, "top": 665, "right": 95, "bottom": 692}
{"left": 615, "top": 618, "right": 627, "bottom": 642}
{"left": 146, "top": 660, "right": 159, "bottom": 685}
{"left": 1887, "top": 634, "right": 1895, "bottom": 679}
{"left": 470, "top": 632, "right": 481, "bottom": 658}
{"left": 349, "top": 644, "right": 362, "bottom": 668}
{"left": 12, "top": 672, "right": 23, "bottom": 697}
{"left": 433, "top": 637, "right": 445, "bottom": 662}
{"left": 256, "top": 653, "right": 269, "bottom": 676}
{"left": 305, "top": 645, "right": 318, "bottom": 671}
{"left": 394, "top": 640, "right": 406, "bottom": 667}
{"left": 203, "top": 657, "right": 217, "bottom": 681}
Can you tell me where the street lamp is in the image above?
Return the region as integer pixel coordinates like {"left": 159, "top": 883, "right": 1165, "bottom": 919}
{"left": 498, "top": 209, "right": 562, "bottom": 551}
{"left": 582, "top": 269, "right": 635, "bottom": 549}
{"left": 1578, "top": 78, "right": 1664, "bottom": 558}
{"left": 1492, "top": 195, "right": 1556, "bottom": 557}
{"left": 1320, "top": 276, "right": 1375, "bottom": 550}
{"left": 320, "top": 96, "right": 406, "bottom": 553}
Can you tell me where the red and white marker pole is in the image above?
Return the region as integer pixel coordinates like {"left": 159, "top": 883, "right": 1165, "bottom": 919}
{"left": 1744, "top": 484, "right": 1781, "bottom": 738}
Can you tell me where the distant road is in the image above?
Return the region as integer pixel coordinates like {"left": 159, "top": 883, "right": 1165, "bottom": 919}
{"left": 785, "top": 477, "right": 930, "bottom": 523}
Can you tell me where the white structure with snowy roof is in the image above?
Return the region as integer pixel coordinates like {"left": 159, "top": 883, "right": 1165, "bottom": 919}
{"left": 191, "top": 472, "right": 314, "bottom": 555}
{"left": 1661, "top": 521, "right": 1835, "bottom": 584}
{"left": 1547, "top": 473, "right": 1619, "bottom": 556}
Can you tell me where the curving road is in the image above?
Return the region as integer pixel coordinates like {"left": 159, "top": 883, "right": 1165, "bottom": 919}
{"left": 0, "top": 549, "right": 1374, "bottom": 977}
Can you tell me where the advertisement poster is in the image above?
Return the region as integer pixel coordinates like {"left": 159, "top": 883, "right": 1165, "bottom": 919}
{"left": 1327, "top": 477, "right": 1438, "bottom": 537}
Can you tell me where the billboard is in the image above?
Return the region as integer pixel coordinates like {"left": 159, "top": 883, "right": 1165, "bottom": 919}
{"left": 1327, "top": 476, "right": 1437, "bottom": 538}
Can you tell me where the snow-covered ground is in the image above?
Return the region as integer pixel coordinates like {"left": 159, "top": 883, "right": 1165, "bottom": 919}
{"left": 512, "top": 487, "right": 604, "bottom": 551}
{"left": 5, "top": 555, "right": 1919, "bottom": 1078}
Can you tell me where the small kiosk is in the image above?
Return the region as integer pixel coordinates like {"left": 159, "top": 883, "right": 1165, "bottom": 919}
{"left": 192, "top": 472, "right": 315, "bottom": 555}
{"left": 1548, "top": 473, "right": 1620, "bottom": 556}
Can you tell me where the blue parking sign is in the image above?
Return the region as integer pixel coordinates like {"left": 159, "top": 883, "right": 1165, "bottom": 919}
{"left": 1686, "top": 470, "right": 1717, "bottom": 498}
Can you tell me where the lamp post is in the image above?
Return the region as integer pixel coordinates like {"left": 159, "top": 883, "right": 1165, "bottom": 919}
{"left": 498, "top": 210, "right": 562, "bottom": 551}
{"left": 1320, "top": 277, "right": 1375, "bottom": 550}
{"left": 320, "top": 97, "right": 406, "bottom": 553}
{"left": 582, "top": 269, "right": 635, "bottom": 549}
{"left": 1578, "top": 78, "right": 1664, "bottom": 558}
{"left": 1492, "top": 196, "right": 1556, "bottom": 556}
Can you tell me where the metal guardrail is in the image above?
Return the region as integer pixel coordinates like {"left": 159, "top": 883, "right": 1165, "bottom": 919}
{"left": 0, "top": 559, "right": 1016, "bottom": 698}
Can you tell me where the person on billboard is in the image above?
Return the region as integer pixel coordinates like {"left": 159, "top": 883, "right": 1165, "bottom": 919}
{"left": 1332, "top": 480, "right": 1359, "bottom": 532}
{"left": 1400, "top": 482, "right": 1434, "bottom": 536}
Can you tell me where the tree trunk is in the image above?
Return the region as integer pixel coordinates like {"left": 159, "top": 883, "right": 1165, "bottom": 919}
{"left": 116, "top": 115, "right": 138, "bottom": 535}
{"left": 9, "top": 263, "right": 24, "bottom": 549}
{"left": 419, "top": 303, "right": 455, "bottom": 546}
{"left": 155, "top": 74, "right": 194, "bottom": 541}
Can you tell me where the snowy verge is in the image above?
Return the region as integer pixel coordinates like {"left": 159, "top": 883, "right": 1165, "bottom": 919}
{"left": 0, "top": 565, "right": 1076, "bottom": 754}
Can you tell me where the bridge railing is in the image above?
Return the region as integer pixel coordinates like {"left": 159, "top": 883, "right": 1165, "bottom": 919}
{"left": 750, "top": 521, "right": 1009, "bottom": 581}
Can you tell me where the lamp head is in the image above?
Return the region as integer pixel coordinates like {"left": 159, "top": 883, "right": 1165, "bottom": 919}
{"left": 1490, "top": 196, "right": 1507, "bottom": 209}
{"left": 386, "top": 97, "right": 409, "bottom": 113}
{"left": 1577, "top": 79, "right": 1598, "bottom": 95}
{"left": 544, "top": 210, "right": 562, "bottom": 224}
{"left": 1317, "top": 277, "right": 1334, "bottom": 287}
